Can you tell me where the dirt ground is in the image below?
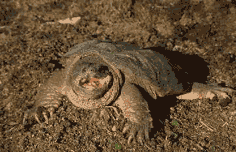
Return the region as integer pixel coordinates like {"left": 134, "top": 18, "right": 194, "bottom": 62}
{"left": 1, "top": 0, "right": 236, "bottom": 151}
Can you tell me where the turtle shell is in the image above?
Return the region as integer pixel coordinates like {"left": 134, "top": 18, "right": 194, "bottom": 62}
{"left": 64, "top": 40, "right": 184, "bottom": 103}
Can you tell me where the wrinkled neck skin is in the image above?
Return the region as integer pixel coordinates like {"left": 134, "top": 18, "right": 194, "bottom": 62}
{"left": 64, "top": 52, "right": 122, "bottom": 110}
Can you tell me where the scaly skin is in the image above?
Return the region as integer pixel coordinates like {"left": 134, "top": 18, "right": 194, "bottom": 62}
{"left": 23, "top": 70, "right": 66, "bottom": 124}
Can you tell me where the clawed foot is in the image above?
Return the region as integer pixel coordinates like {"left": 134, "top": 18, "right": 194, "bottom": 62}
{"left": 211, "top": 87, "right": 235, "bottom": 100}
{"left": 23, "top": 106, "right": 56, "bottom": 125}
{"left": 177, "top": 82, "right": 235, "bottom": 104}
{"left": 90, "top": 106, "right": 153, "bottom": 145}
{"left": 122, "top": 121, "right": 152, "bottom": 145}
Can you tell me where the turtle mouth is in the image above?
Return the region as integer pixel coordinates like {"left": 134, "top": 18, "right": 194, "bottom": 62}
{"left": 81, "top": 75, "right": 112, "bottom": 90}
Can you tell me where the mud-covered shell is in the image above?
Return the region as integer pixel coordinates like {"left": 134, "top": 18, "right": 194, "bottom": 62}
{"left": 64, "top": 40, "right": 184, "bottom": 100}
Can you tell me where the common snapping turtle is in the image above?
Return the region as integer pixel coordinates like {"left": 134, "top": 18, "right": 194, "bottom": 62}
{"left": 23, "top": 40, "right": 235, "bottom": 145}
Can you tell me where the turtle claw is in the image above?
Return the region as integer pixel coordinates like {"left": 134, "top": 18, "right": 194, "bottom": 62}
{"left": 23, "top": 108, "right": 41, "bottom": 125}
{"left": 122, "top": 123, "right": 130, "bottom": 134}
{"left": 23, "top": 107, "right": 56, "bottom": 125}
{"left": 127, "top": 134, "right": 135, "bottom": 145}
{"left": 122, "top": 121, "right": 151, "bottom": 145}
{"left": 34, "top": 113, "right": 41, "bottom": 124}
{"left": 42, "top": 111, "right": 49, "bottom": 124}
{"left": 126, "top": 129, "right": 145, "bottom": 145}
{"left": 47, "top": 107, "right": 56, "bottom": 122}
{"left": 123, "top": 126, "right": 136, "bottom": 145}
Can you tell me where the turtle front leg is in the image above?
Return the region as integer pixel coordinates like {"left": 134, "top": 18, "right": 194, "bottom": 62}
{"left": 23, "top": 70, "right": 66, "bottom": 125}
{"left": 114, "top": 82, "right": 153, "bottom": 145}
{"left": 177, "top": 82, "right": 235, "bottom": 103}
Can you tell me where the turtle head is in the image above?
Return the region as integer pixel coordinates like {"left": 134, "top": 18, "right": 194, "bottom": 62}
{"left": 72, "top": 62, "right": 113, "bottom": 99}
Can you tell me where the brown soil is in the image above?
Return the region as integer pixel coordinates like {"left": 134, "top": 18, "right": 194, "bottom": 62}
{"left": 0, "top": 0, "right": 236, "bottom": 151}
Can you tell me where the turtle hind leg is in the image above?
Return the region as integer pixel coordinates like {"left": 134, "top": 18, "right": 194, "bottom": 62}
{"left": 177, "top": 82, "right": 235, "bottom": 106}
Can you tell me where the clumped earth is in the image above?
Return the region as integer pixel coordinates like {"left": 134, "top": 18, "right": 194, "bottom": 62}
{"left": 0, "top": 0, "right": 236, "bottom": 151}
